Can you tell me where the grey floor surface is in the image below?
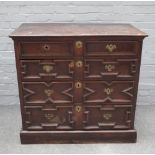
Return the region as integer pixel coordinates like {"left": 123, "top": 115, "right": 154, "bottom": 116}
{"left": 0, "top": 105, "right": 155, "bottom": 154}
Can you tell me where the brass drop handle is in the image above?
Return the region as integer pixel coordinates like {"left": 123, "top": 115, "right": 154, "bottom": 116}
{"left": 45, "top": 113, "right": 60, "bottom": 123}
{"left": 105, "top": 64, "right": 115, "bottom": 72}
{"left": 44, "top": 89, "right": 54, "bottom": 97}
{"left": 75, "top": 41, "right": 83, "bottom": 49}
{"left": 106, "top": 44, "right": 117, "bottom": 52}
{"left": 76, "top": 61, "right": 83, "bottom": 68}
{"left": 103, "top": 113, "right": 112, "bottom": 120}
{"left": 75, "top": 106, "right": 82, "bottom": 112}
{"left": 43, "top": 44, "right": 50, "bottom": 51}
{"left": 75, "top": 82, "right": 82, "bottom": 88}
{"left": 104, "top": 88, "right": 113, "bottom": 95}
{"left": 45, "top": 113, "right": 54, "bottom": 120}
{"left": 43, "top": 65, "right": 53, "bottom": 73}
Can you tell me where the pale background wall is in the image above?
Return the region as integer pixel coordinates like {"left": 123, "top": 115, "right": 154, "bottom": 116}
{"left": 0, "top": 1, "right": 155, "bottom": 105}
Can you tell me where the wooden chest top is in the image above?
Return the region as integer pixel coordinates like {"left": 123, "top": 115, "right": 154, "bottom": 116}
{"left": 10, "top": 23, "right": 147, "bottom": 37}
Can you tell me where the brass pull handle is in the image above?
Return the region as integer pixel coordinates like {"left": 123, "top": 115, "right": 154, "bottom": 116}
{"left": 44, "top": 89, "right": 54, "bottom": 97}
{"left": 75, "top": 82, "right": 82, "bottom": 88}
{"left": 103, "top": 113, "right": 112, "bottom": 120}
{"left": 106, "top": 44, "right": 117, "bottom": 52}
{"left": 45, "top": 113, "right": 60, "bottom": 123}
{"left": 76, "top": 61, "right": 83, "bottom": 68}
{"left": 43, "top": 65, "right": 53, "bottom": 73}
{"left": 75, "top": 106, "right": 82, "bottom": 112}
{"left": 104, "top": 88, "right": 113, "bottom": 95}
{"left": 105, "top": 64, "right": 115, "bottom": 72}
{"left": 75, "top": 41, "right": 83, "bottom": 49}
{"left": 43, "top": 44, "right": 50, "bottom": 51}
{"left": 45, "top": 113, "right": 54, "bottom": 120}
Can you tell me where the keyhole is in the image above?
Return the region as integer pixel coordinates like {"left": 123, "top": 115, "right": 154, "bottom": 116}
{"left": 77, "top": 62, "right": 80, "bottom": 67}
{"left": 75, "top": 82, "right": 82, "bottom": 88}
{"left": 43, "top": 44, "right": 50, "bottom": 51}
{"left": 75, "top": 106, "right": 82, "bottom": 112}
{"left": 76, "top": 61, "right": 83, "bottom": 67}
{"left": 75, "top": 41, "right": 83, "bottom": 48}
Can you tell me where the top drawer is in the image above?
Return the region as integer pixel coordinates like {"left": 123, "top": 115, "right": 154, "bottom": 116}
{"left": 85, "top": 41, "right": 137, "bottom": 56}
{"left": 20, "top": 41, "right": 73, "bottom": 58}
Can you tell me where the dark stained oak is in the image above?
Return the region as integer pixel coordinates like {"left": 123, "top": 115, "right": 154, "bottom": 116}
{"left": 10, "top": 23, "right": 147, "bottom": 144}
{"left": 20, "top": 130, "right": 137, "bottom": 144}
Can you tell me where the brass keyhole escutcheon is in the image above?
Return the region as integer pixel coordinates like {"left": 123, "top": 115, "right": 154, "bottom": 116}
{"left": 76, "top": 61, "right": 83, "bottom": 68}
{"left": 43, "top": 65, "right": 53, "bottom": 73}
{"left": 75, "top": 106, "right": 82, "bottom": 112}
{"left": 75, "top": 41, "right": 83, "bottom": 49}
{"left": 75, "top": 82, "right": 82, "bottom": 89}
{"left": 103, "top": 113, "right": 112, "bottom": 120}
{"left": 106, "top": 44, "right": 117, "bottom": 52}
{"left": 104, "top": 88, "right": 113, "bottom": 95}
{"left": 105, "top": 64, "right": 115, "bottom": 72}
{"left": 44, "top": 89, "right": 54, "bottom": 97}
{"left": 43, "top": 44, "right": 50, "bottom": 51}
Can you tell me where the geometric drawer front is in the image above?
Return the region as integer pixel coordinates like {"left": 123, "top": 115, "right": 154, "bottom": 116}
{"left": 83, "top": 104, "right": 133, "bottom": 130}
{"left": 85, "top": 41, "right": 137, "bottom": 56}
{"left": 22, "top": 82, "right": 73, "bottom": 105}
{"left": 84, "top": 81, "right": 134, "bottom": 104}
{"left": 84, "top": 59, "right": 137, "bottom": 80}
{"left": 20, "top": 60, "right": 74, "bottom": 81}
{"left": 24, "top": 105, "right": 74, "bottom": 130}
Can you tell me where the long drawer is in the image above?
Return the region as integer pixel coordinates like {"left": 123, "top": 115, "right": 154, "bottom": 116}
{"left": 19, "top": 39, "right": 138, "bottom": 59}
{"left": 21, "top": 80, "right": 135, "bottom": 105}
{"left": 20, "top": 58, "right": 137, "bottom": 81}
{"left": 23, "top": 104, "right": 133, "bottom": 131}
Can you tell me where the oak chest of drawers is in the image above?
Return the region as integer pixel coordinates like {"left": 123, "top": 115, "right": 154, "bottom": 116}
{"left": 10, "top": 23, "right": 147, "bottom": 144}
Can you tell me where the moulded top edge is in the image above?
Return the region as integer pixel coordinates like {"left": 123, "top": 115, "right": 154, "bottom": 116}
{"left": 9, "top": 23, "right": 148, "bottom": 38}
